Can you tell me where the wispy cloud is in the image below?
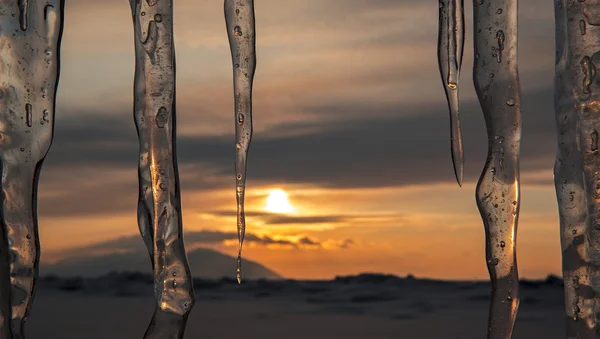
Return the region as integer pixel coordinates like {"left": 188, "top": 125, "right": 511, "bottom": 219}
{"left": 44, "top": 230, "right": 353, "bottom": 262}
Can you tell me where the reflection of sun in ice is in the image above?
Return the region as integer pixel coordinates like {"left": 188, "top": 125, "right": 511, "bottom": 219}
{"left": 265, "top": 189, "right": 294, "bottom": 214}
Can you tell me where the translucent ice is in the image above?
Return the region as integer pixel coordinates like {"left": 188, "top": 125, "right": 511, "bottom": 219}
{"left": 0, "top": 1, "right": 65, "bottom": 337}
{"left": 224, "top": 0, "right": 256, "bottom": 284}
{"left": 437, "top": 0, "right": 465, "bottom": 186}
{"left": 130, "top": 0, "right": 195, "bottom": 337}
{"left": 473, "top": 1, "right": 522, "bottom": 337}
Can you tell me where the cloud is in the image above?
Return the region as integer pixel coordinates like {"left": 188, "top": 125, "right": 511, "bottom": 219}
{"left": 207, "top": 210, "right": 348, "bottom": 225}
{"left": 44, "top": 230, "right": 352, "bottom": 261}
{"left": 264, "top": 215, "right": 347, "bottom": 225}
{"left": 56, "top": 0, "right": 555, "bottom": 108}
{"left": 37, "top": 84, "right": 557, "bottom": 217}
{"left": 31, "top": 0, "right": 559, "bottom": 219}
{"left": 339, "top": 239, "right": 354, "bottom": 249}
{"left": 44, "top": 85, "right": 556, "bottom": 176}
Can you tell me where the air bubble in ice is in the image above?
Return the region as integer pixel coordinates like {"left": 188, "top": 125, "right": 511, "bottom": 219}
{"left": 156, "top": 107, "right": 168, "bottom": 128}
{"left": 234, "top": 26, "right": 242, "bottom": 36}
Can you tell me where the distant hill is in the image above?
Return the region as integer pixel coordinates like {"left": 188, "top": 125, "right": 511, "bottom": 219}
{"left": 41, "top": 247, "right": 281, "bottom": 280}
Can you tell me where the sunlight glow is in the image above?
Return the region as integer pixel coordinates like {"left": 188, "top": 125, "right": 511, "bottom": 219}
{"left": 265, "top": 189, "right": 295, "bottom": 214}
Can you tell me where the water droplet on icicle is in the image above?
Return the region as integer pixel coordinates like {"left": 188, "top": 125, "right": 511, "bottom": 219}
{"left": 236, "top": 253, "right": 242, "bottom": 284}
{"left": 591, "top": 129, "right": 599, "bottom": 152}
{"left": 45, "top": 5, "right": 58, "bottom": 40}
{"left": 25, "top": 104, "right": 32, "bottom": 127}
{"left": 488, "top": 257, "right": 499, "bottom": 266}
{"left": 496, "top": 30, "right": 505, "bottom": 63}
{"left": 581, "top": 56, "right": 596, "bottom": 94}
{"left": 156, "top": 106, "right": 168, "bottom": 128}
{"left": 234, "top": 26, "right": 243, "bottom": 36}
{"left": 18, "top": 0, "right": 29, "bottom": 31}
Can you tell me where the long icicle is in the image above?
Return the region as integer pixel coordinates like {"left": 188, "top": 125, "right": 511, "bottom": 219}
{"left": 0, "top": 1, "right": 65, "bottom": 338}
{"left": 129, "top": 1, "right": 195, "bottom": 337}
{"left": 437, "top": 0, "right": 465, "bottom": 186}
{"left": 553, "top": 0, "right": 594, "bottom": 336}
{"left": 473, "top": 0, "right": 522, "bottom": 338}
{"left": 561, "top": 0, "right": 600, "bottom": 335}
{"left": 225, "top": 0, "right": 256, "bottom": 284}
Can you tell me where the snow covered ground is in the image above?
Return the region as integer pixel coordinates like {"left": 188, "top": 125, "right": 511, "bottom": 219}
{"left": 24, "top": 273, "right": 565, "bottom": 339}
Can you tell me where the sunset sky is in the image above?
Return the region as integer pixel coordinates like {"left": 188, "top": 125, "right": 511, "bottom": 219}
{"left": 36, "top": 0, "right": 560, "bottom": 280}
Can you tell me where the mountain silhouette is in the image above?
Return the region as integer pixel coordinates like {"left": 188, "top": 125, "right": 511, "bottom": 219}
{"left": 41, "top": 247, "right": 281, "bottom": 280}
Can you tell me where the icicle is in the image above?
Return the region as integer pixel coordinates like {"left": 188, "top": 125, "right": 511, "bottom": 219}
{"left": 129, "top": 1, "right": 194, "bottom": 337}
{"left": 224, "top": 0, "right": 256, "bottom": 284}
{"left": 473, "top": 1, "right": 521, "bottom": 338}
{"left": 437, "top": 0, "right": 465, "bottom": 186}
{"left": 557, "top": 0, "right": 600, "bottom": 335}
{"left": 0, "top": 1, "right": 64, "bottom": 337}
{"left": 555, "top": 0, "right": 595, "bottom": 334}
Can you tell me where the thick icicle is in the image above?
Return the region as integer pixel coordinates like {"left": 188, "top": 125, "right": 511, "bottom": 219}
{"left": 437, "top": 0, "right": 465, "bottom": 186}
{"left": 559, "top": 0, "right": 600, "bottom": 335}
{"left": 0, "top": 1, "right": 64, "bottom": 338}
{"left": 472, "top": 0, "right": 522, "bottom": 338}
{"left": 224, "top": 0, "right": 256, "bottom": 284}
{"left": 129, "top": 1, "right": 194, "bottom": 338}
{"left": 555, "top": 0, "right": 595, "bottom": 335}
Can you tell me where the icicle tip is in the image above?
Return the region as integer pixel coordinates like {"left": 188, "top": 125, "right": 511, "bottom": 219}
{"left": 451, "top": 144, "right": 464, "bottom": 188}
{"left": 454, "top": 164, "right": 463, "bottom": 187}
{"left": 236, "top": 253, "right": 243, "bottom": 284}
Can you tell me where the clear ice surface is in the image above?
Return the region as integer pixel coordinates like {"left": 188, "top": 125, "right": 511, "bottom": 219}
{"left": 438, "top": 0, "right": 465, "bottom": 186}
{"left": 472, "top": 0, "right": 522, "bottom": 338}
{"left": 224, "top": 0, "right": 256, "bottom": 284}
{"left": 0, "top": 1, "right": 64, "bottom": 337}
{"left": 130, "top": 0, "right": 194, "bottom": 337}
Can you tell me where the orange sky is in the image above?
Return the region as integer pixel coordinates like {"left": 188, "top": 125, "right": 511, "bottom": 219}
{"left": 32, "top": 0, "right": 563, "bottom": 280}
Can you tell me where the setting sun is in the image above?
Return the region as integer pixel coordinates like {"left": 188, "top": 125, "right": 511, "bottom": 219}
{"left": 265, "top": 189, "right": 295, "bottom": 214}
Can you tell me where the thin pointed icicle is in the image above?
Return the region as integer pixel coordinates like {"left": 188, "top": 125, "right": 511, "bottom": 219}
{"left": 559, "top": 0, "right": 600, "bottom": 335}
{"left": 473, "top": 1, "right": 522, "bottom": 338}
{"left": 129, "top": 1, "right": 194, "bottom": 338}
{"left": 438, "top": 0, "right": 465, "bottom": 187}
{"left": 225, "top": 0, "right": 256, "bottom": 284}
{"left": 0, "top": 1, "right": 65, "bottom": 338}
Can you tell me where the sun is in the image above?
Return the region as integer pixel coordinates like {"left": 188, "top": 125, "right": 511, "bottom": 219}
{"left": 265, "top": 189, "right": 294, "bottom": 214}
